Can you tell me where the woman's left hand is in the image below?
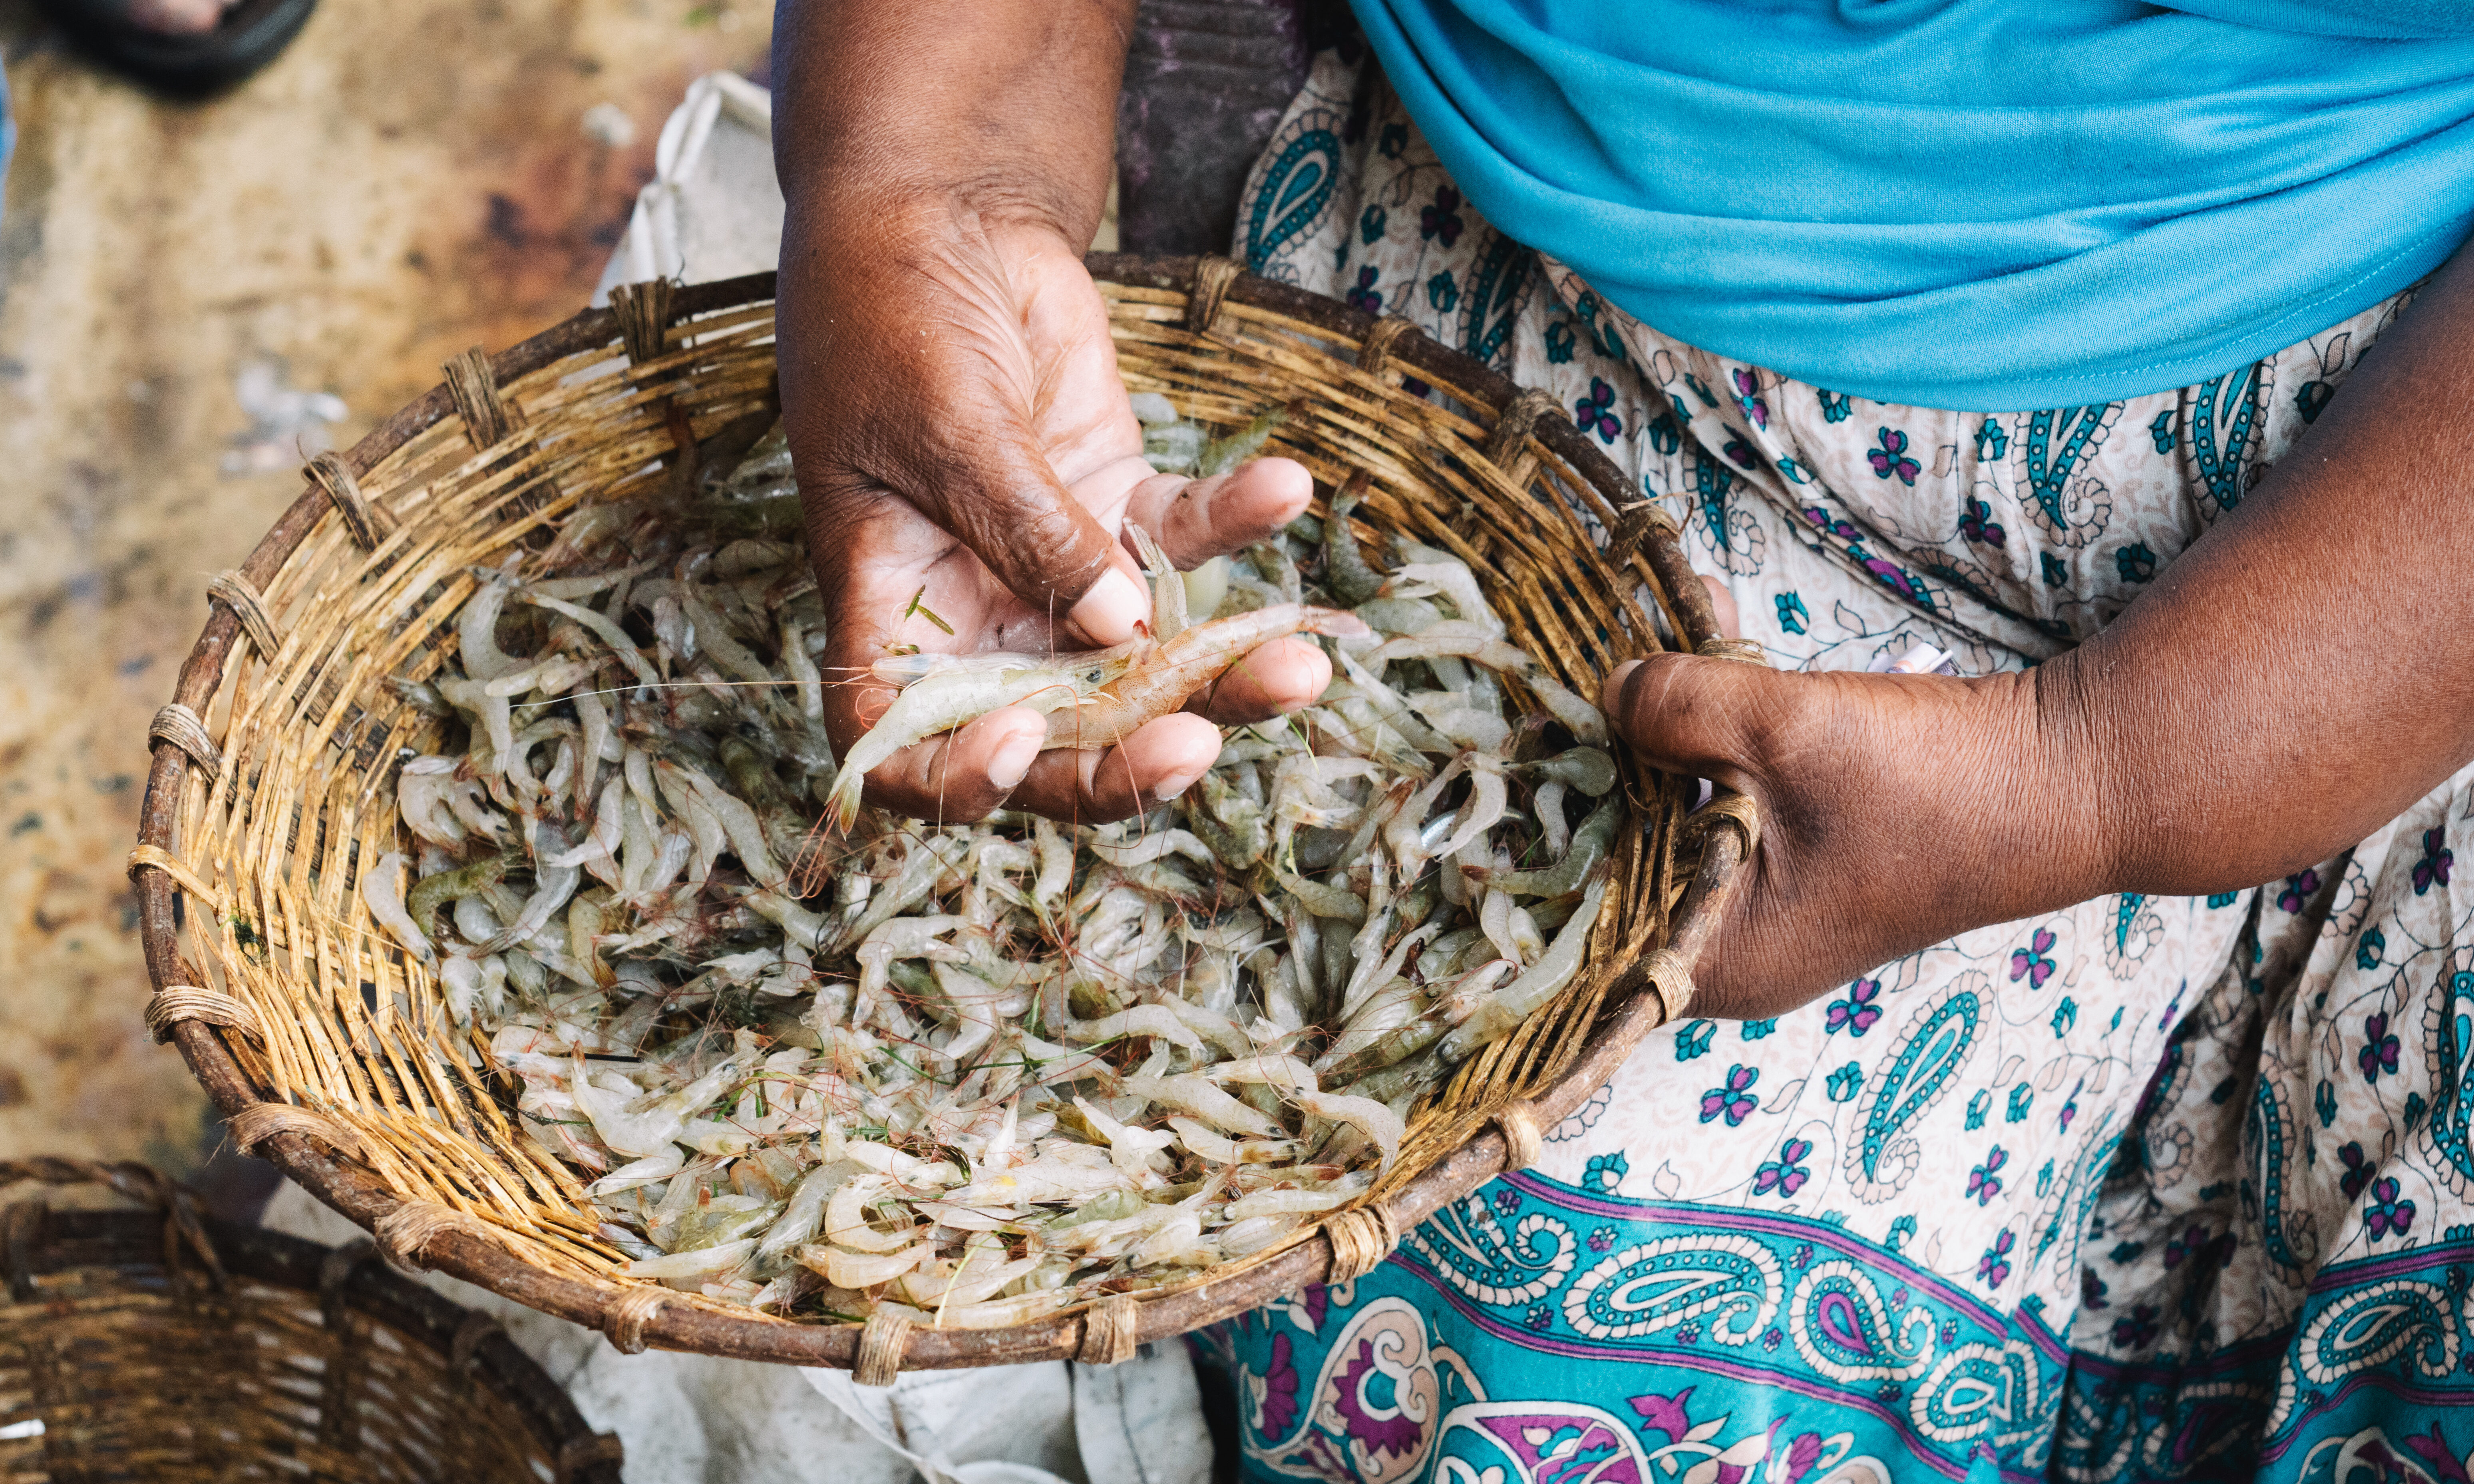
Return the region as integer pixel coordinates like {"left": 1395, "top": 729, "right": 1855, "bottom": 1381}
{"left": 1602, "top": 235, "right": 2474, "bottom": 1020}
{"left": 1600, "top": 655, "right": 2103, "bottom": 1017}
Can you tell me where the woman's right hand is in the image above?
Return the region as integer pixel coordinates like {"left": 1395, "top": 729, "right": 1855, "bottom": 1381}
{"left": 773, "top": 2, "right": 1328, "bottom": 825}
{"left": 775, "top": 207, "right": 1330, "bottom": 823}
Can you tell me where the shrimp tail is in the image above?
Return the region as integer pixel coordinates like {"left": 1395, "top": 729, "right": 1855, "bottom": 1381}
{"left": 823, "top": 763, "right": 866, "bottom": 835}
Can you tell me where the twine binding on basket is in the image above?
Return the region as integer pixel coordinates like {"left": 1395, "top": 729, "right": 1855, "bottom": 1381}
{"left": 1325, "top": 1205, "right": 1400, "bottom": 1283}
{"left": 1604, "top": 499, "right": 1680, "bottom": 567}
{"left": 0, "top": 1157, "right": 187, "bottom": 1212}
{"left": 1494, "top": 1100, "right": 1544, "bottom": 1171}
{"left": 1075, "top": 1294, "right": 1141, "bottom": 1367}
{"left": 853, "top": 1308, "right": 911, "bottom": 1386}
{"left": 1482, "top": 387, "right": 1559, "bottom": 491}
{"left": 1637, "top": 947, "right": 1698, "bottom": 1026}
{"left": 1686, "top": 791, "right": 1764, "bottom": 858}
{"left": 126, "top": 844, "right": 225, "bottom": 913}
{"left": 0, "top": 1158, "right": 224, "bottom": 1285}
{"left": 601, "top": 1284, "right": 668, "bottom": 1356}
{"left": 1697, "top": 635, "right": 1769, "bottom": 666}
{"left": 148, "top": 703, "right": 223, "bottom": 777}
{"left": 445, "top": 348, "right": 521, "bottom": 450}
{"left": 305, "top": 453, "right": 391, "bottom": 552}
{"left": 374, "top": 1200, "right": 500, "bottom": 1272}
{"left": 230, "top": 1102, "right": 365, "bottom": 1161}
{"left": 611, "top": 279, "right": 676, "bottom": 366}
{"left": 555, "top": 1432, "right": 628, "bottom": 1484}
{"left": 207, "top": 570, "right": 284, "bottom": 658}
{"left": 1355, "top": 315, "right": 1419, "bottom": 378}
{"left": 1184, "top": 254, "right": 1244, "bottom": 338}
{"left": 147, "top": 983, "right": 264, "bottom": 1044}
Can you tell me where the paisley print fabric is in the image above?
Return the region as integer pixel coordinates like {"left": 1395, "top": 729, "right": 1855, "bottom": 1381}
{"left": 1199, "top": 43, "right": 2474, "bottom": 1483}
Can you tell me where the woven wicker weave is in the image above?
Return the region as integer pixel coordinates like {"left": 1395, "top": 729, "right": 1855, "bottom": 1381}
{"left": 131, "top": 255, "right": 1756, "bottom": 1372}
{"left": 0, "top": 1156, "right": 622, "bottom": 1482}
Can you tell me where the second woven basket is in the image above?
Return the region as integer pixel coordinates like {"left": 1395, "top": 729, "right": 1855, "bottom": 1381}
{"left": 0, "top": 1156, "right": 622, "bottom": 1482}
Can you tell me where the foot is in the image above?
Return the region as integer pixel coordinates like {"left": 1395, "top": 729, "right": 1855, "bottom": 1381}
{"left": 38, "top": 0, "right": 319, "bottom": 96}
{"left": 124, "top": 0, "right": 234, "bottom": 34}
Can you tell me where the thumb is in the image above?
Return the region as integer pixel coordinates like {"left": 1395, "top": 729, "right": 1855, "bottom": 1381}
{"left": 922, "top": 428, "right": 1152, "bottom": 645}
{"left": 1601, "top": 654, "right": 1792, "bottom": 787}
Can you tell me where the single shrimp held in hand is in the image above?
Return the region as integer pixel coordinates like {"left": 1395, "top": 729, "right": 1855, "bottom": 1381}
{"left": 824, "top": 647, "right": 1141, "bottom": 830}
{"left": 1042, "top": 603, "right": 1371, "bottom": 749}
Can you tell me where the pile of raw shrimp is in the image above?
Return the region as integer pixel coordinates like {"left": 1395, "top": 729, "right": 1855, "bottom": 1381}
{"left": 361, "top": 396, "right": 1626, "bottom": 1328}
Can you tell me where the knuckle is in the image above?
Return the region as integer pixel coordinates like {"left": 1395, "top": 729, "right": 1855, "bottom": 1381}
{"left": 1076, "top": 748, "right": 1143, "bottom": 821}
{"left": 962, "top": 495, "right": 1102, "bottom": 591}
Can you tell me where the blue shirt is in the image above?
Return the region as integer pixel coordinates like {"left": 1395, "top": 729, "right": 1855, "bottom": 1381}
{"left": 1350, "top": 0, "right": 2474, "bottom": 409}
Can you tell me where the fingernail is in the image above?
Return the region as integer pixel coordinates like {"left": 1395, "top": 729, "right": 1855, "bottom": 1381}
{"left": 1071, "top": 569, "right": 1148, "bottom": 645}
{"left": 1151, "top": 768, "right": 1203, "bottom": 803}
{"left": 987, "top": 731, "right": 1040, "bottom": 791}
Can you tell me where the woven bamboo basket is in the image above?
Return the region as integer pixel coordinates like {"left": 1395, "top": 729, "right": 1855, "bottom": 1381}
{"left": 0, "top": 1155, "right": 622, "bottom": 1482}
{"left": 131, "top": 254, "right": 1756, "bottom": 1375}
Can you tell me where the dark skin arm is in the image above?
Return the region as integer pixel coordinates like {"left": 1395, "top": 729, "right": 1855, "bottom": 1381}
{"left": 773, "top": 0, "right": 1330, "bottom": 824}
{"left": 775, "top": 6, "right": 2474, "bottom": 1010}
{"left": 1608, "top": 242, "right": 2474, "bottom": 1017}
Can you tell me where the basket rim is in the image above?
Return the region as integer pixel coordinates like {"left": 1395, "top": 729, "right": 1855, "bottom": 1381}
{"left": 6, "top": 1201, "right": 620, "bottom": 1481}
{"left": 133, "top": 254, "right": 1752, "bottom": 1370}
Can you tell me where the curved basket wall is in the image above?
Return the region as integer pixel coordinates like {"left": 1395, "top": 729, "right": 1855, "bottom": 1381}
{"left": 132, "top": 256, "right": 1753, "bottom": 1370}
{"left": 0, "top": 1156, "right": 622, "bottom": 1482}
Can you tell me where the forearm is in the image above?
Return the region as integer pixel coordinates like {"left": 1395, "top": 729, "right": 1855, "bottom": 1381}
{"left": 771, "top": 0, "right": 1140, "bottom": 623}
{"left": 771, "top": 0, "right": 1133, "bottom": 246}
{"left": 2049, "top": 241, "right": 2474, "bottom": 897}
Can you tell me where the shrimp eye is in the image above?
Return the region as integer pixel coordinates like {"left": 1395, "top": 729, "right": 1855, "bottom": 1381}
{"left": 1085, "top": 669, "right": 1103, "bottom": 683}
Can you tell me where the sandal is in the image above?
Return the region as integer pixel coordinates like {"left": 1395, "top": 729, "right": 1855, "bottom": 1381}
{"left": 36, "top": 0, "right": 318, "bottom": 98}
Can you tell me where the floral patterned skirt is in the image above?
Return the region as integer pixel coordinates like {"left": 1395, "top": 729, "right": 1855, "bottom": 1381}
{"left": 1193, "top": 41, "right": 2474, "bottom": 1484}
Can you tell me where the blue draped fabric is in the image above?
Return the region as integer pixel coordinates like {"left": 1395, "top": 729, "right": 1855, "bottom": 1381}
{"left": 0, "top": 65, "right": 13, "bottom": 240}
{"left": 1346, "top": 0, "right": 2474, "bottom": 410}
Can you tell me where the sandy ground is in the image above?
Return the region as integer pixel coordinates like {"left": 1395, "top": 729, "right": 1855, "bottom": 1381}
{"left": 0, "top": 0, "right": 772, "bottom": 1202}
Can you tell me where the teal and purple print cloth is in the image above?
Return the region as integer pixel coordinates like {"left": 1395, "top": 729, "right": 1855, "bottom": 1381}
{"left": 1197, "top": 46, "right": 2474, "bottom": 1483}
